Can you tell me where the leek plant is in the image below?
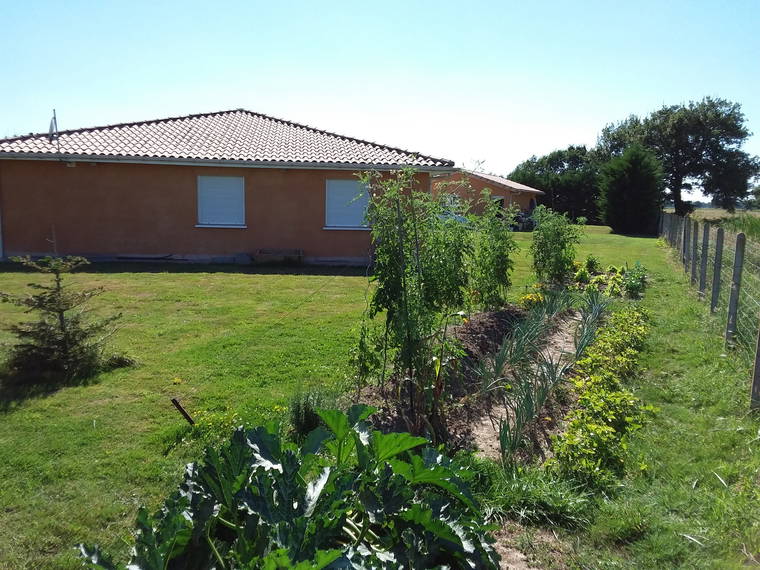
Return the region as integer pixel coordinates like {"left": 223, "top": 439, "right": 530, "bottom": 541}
{"left": 574, "top": 288, "right": 612, "bottom": 359}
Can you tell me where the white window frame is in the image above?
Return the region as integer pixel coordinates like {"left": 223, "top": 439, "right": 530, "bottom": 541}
{"left": 323, "top": 179, "right": 370, "bottom": 230}
{"left": 196, "top": 175, "right": 246, "bottom": 228}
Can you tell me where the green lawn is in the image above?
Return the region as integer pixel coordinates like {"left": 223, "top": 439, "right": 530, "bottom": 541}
{"left": 1, "top": 227, "right": 757, "bottom": 569}
{"left": 0, "top": 265, "right": 368, "bottom": 568}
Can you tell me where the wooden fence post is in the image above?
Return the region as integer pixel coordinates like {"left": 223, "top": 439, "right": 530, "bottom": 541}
{"left": 751, "top": 328, "right": 760, "bottom": 411}
{"left": 683, "top": 218, "right": 690, "bottom": 271}
{"left": 699, "top": 223, "right": 709, "bottom": 297}
{"left": 691, "top": 220, "right": 699, "bottom": 284}
{"left": 665, "top": 213, "right": 670, "bottom": 243}
{"left": 711, "top": 228, "right": 724, "bottom": 313}
{"left": 677, "top": 216, "right": 683, "bottom": 254}
{"left": 726, "top": 232, "right": 746, "bottom": 346}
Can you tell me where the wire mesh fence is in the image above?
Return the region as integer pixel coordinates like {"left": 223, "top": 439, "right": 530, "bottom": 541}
{"left": 660, "top": 212, "right": 760, "bottom": 409}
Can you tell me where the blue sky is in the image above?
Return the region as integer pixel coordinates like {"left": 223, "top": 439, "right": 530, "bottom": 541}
{"left": 2, "top": 0, "right": 758, "bottom": 185}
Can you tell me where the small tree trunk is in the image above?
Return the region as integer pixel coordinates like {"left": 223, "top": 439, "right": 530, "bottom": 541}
{"left": 54, "top": 271, "right": 70, "bottom": 362}
{"left": 672, "top": 175, "right": 688, "bottom": 216}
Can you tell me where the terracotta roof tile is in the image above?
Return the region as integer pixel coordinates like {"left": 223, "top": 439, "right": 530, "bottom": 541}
{"left": 0, "top": 109, "right": 454, "bottom": 169}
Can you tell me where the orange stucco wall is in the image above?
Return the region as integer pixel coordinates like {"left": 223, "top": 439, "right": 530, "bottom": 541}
{"left": 431, "top": 172, "right": 536, "bottom": 213}
{"left": 0, "top": 160, "right": 431, "bottom": 263}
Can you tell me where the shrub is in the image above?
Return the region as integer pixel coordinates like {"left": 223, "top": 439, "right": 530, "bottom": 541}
{"left": 530, "top": 206, "right": 585, "bottom": 285}
{"left": 622, "top": 262, "right": 648, "bottom": 298}
{"left": 519, "top": 292, "right": 544, "bottom": 309}
{"left": 288, "top": 388, "right": 337, "bottom": 442}
{"left": 599, "top": 144, "right": 664, "bottom": 235}
{"left": 80, "top": 406, "right": 500, "bottom": 569}
{"left": 0, "top": 256, "right": 126, "bottom": 384}
{"left": 550, "top": 307, "right": 652, "bottom": 488}
{"left": 574, "top": 266, "right": 590, "bottom": 284}
{"left": 469, "top": 193, "right": 519, "bottom": 309}
{"left": 584, "top": 254, "right": 602, "bottom": 275}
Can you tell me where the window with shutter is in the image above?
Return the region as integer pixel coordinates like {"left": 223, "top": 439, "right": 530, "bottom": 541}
{"left": 324, "top": 179, "right": 369, "bottom": 229}
{"left": 197, "top": 176, "right": 245, "bottom": 227}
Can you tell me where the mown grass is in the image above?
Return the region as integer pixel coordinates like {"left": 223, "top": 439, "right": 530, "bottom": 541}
{"left": 0, "top": 265, "right": 367, "bottom": 569}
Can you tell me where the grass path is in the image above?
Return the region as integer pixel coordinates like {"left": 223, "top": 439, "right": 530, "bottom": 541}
{"left": 564, "top": 245, "right": 760, "bottom": 568}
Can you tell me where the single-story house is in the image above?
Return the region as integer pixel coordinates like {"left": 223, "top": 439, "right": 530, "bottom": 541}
{"left": 431, "top": 169, "right": 544, "bottom": 213}
{"left": 0, "top": 109, "right": 454, "bottom": 264}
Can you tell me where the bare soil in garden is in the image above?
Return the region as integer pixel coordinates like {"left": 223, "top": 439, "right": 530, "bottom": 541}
{"left": 359, "top": 306, "right": 525, "bottom": 447}
{"left": 471, "top": 312, "right": 580, "bottom": 465}
{"left": 359, "top": 306, "right": 580, "bottom": 457}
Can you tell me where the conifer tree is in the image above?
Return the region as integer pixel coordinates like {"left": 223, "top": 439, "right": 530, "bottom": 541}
{"left": 1, "top": 256, "right": 122, "bottom": 383}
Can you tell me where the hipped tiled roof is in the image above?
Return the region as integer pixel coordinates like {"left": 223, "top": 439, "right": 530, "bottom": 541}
{"left": 0, "top": 109, "right": 454, "bottom": 169}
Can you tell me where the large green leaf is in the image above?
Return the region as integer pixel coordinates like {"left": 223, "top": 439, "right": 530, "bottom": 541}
{"left": 371, "top": 431, "right": 428, "bottom": 462}
{"left": 347, "top": 404, "right": 376, "bottom": 426}
{"left": 317, "top": 409, "right": 350, "bottom": 441}
{"left": 301, "top": 425, "right": 331, "bottom": 457}
{"left": 399, "top": 503, "right": 462, "bottom": 547}
{"left": 304, "top": 467, "right": 331, "bottom": 518}
{"left": 389, "top": 453, "right": 476, "bottom": 510}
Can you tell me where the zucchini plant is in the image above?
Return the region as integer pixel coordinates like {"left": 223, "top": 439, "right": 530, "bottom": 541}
{"left": 80, "top": 405, "right": 499, "bottom": 569}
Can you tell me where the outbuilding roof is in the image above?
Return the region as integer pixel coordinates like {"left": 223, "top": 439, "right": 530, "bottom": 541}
{"left": 463, "top": 170, "right": 545, "bottom": 195}
{"left": 0, "top": 109, "right": 454, "bottom": 170}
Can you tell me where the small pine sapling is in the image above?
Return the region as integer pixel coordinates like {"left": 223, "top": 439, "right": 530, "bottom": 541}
{"left": 1, "top": 256, "right": 127, "bottom": 384}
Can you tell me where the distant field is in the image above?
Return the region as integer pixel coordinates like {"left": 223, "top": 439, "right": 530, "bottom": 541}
{"left": 664, "top": 208, "right": 760, "bottom": 240}
{"left": 664, "top": 207, "right": 760, "bottom": 221}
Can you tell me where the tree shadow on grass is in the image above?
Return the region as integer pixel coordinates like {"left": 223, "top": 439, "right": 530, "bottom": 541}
{"left": 0, "top": 358, "right": 131, "bottom": 412}
{"left": 0, "top": 370, "right": 91, "bottom": 412}
{"left": 606, "top": 232, "right": 659, "bottom": 239}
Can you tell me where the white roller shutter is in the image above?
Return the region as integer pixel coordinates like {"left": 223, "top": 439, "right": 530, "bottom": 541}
{"left": 325, "top": 179, "right": 369, "bottom": 228}
{"left": 197, "top": 176, "right": 245, "bottom": 227}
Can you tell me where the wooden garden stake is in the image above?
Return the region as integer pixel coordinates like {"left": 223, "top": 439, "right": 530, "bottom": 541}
{"left": 725, "top": 233, "right": 746, "bottom": 346}
{"left": 171, "top": 398, "right": 195, "bottom": 426}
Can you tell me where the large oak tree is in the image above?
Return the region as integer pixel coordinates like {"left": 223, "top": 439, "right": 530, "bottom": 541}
{"left": 597, "top": 97, "right": 759, "bottom": 215}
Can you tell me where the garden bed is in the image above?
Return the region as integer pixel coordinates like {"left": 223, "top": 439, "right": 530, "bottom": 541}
{"left": 359, "top": 303, "right": 582, "bottom": 458}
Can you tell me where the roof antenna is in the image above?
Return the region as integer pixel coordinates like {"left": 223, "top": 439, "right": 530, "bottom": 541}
{"left": 48, "top": 109, "right": 61, "bottom": 154}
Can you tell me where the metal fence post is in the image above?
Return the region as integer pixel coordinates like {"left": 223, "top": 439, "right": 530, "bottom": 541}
{"left": 691, "top": 220, "right": 699, "bottom": 284}
{"left": 726, "top": 232, "right": 746, "bottom": 346}
{"left": 699, "top": 223, "right": 709, "bottom": 297}
{"left": 711, "top": 228, "right": 724, "bottom": 313}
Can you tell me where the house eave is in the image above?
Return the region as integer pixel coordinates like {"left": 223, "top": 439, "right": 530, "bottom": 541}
{"left": 0, "top": 153, "right": 456, "bottom": 173}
